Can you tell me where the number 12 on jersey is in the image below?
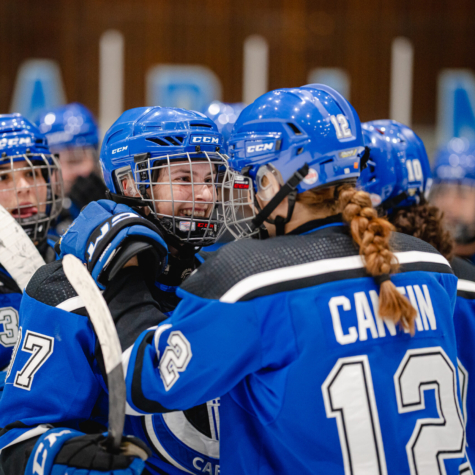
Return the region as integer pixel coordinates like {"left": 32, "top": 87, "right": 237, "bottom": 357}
{"left": 322, "top": 348, "right": 468, "bottom": 475}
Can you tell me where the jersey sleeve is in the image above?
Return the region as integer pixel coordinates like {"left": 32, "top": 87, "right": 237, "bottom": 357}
{"left": 0, "top": 291, "right": 22, "bottom": 370}
{"left": 0, "top": 292, "right": 101, "bottom": 451}
{"left": 124, "top": 288, "right": 299, "bottom": 414}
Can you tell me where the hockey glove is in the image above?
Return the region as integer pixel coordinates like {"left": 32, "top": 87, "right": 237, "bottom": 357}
{"left": 69, "top": 172, "right": 108, "bottom": 212}
{"left": 59, "top": 199, "right": 168, "bottom": 289}
{"left": 25, "top": 429, "right": 150, "bottom": 475}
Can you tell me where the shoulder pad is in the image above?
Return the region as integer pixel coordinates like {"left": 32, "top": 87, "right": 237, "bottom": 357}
{"left": 26, "top": 260, "right": 79, "bottom": 308}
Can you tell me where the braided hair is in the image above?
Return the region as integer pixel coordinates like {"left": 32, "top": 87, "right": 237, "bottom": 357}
{"left": 297, "top": 184, "right": 417, "bottom": 333}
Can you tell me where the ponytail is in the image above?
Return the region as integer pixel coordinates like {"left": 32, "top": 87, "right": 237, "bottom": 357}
{"left": 338, "top": 185, "right": 417, "bottom": 333}
{"left": 297, "top": 185, "right": 417, "bottom": 333}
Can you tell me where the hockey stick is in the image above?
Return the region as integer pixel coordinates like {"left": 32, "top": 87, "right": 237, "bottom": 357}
{"left": 62, "top": 254, "right": 125, "bottom": 453}
{"left": 0, "top": 204, "right": 46, "bottom": 291}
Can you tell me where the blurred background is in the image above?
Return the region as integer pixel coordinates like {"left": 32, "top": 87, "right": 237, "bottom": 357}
{"left": 2, "top": 0, "right": 475, "bottom": 156}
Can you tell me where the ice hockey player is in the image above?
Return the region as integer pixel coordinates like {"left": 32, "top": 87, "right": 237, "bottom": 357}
{"left": 0, "top": 113, "right": 62, "bottom": 372}
{"left": 359, "top": 119, "right": 475, "bottom": 465}
{"left": 36, "top": 102, "right": 107, "bottom": 235}
{"left": 0, "top": 107, "right": 228, "bottom": 475}
{"left": 60, "top": 85, "right": 467, "bottom": 473}
{"left": 430, "top": 138, "right": 475, "bottom": 262}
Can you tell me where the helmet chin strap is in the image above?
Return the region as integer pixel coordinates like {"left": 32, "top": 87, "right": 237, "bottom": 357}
{"left": 247, "top": 163, "right": 309, "bottom": 236}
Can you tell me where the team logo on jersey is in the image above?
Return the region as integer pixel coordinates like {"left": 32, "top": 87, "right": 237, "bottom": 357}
{"left": 191, "top": 135, "right": 220, "bottom": 145}
{"left": 245, "top": 140, "right": 275, "bottom": 157}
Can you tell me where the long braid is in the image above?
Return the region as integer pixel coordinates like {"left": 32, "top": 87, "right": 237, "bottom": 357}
{"left": 337, "top": 185, "right": 417, "bottom": 333}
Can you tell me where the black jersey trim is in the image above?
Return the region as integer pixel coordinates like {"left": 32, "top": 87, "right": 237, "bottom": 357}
{"left": 131, "top": 332, "right": 175, "bottom": 414}
{"left": 220, "top": 251, "right": 452, "bottom": 303}
{"left": 238, "top": 261, "right": 453, "bottom": 302}
{"left": 457, "top": 280, "right": 475, "bottom": 300}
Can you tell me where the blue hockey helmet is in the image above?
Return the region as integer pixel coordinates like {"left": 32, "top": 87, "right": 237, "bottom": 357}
{"left": 0, "top": 113, "right": 63, "bottom": 242}
{"left": 203, "top": 101, "right": 246, "bottom": 149}
{"left": 430, "top": 138, "right": 475, "bottom": 244}
{"left": 100, "top": 106, "right": 228, "bottom": 246}
{"left": 225, "top": 84, "right": 365, "bottom": 237}
{"left": 358, "top": 120, "right": 432, "bottom": 211}
{"left": 36, "top": 102, "right": 99, "bottom": 151}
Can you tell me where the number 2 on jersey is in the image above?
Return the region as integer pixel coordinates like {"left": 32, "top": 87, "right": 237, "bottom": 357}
{"left": 322, "top": 348, "right": 466, "bottom": 475}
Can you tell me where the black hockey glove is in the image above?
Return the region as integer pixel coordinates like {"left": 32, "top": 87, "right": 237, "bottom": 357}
{"left": 25, "top": 429, "right": 150, "bottom": 475}
{"left": 69, "top": 172, "right": 108, "bottom": 210}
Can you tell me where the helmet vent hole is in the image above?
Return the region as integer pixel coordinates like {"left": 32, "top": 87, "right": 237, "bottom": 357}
{"left": 287, "top": 123, "right": 302, "bottom": 135}
{"left": 190, "top": 122, "right": 212, "bottom": 128}
{"left": 297, "top": 147, "right": 304, "bottom": 155}
{"left": 147, "top": 137, "right": 171, "bottom": 146}
{"left": 164, "top": 136, "right": 180, "bottom": 146}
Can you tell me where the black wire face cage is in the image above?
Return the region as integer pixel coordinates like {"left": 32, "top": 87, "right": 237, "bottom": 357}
{"left": 219, "top": 168, "right": 259, "bottom": 240}
{"left": 134, "top": 151, "right": 232, "bottom": 246}
{"left": 0, "top": 153, "right": 64, "bottom": 243}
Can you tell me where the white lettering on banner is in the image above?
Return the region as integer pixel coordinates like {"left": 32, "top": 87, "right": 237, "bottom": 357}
{"left": 330, "top": 285, "right": 437, "bottom": 345}
{"left": 247, "top": 143, "right": 273, "bottom": 153}
{"left": 191, "top": 136, "right": 219, "bottom": 144}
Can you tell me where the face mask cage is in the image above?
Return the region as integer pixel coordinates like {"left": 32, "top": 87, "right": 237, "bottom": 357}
{"left": 0, "top": 153, "right": 64, "bottom": 243}
{"left": 134, "top": 150, "right": 231, "bottom": 246}
{"left": 219, "top": 168, "right": 261, "bottom": 240}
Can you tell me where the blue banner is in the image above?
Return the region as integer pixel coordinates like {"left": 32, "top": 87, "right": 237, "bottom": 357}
{"left": 438, "top": 69, "right": 475, "bottom": 144}
{"left": 146, "top": 65, "right": 221, "bottom": 112}
{"left": 10, "top": 59, "right": 66, "bottom": 121}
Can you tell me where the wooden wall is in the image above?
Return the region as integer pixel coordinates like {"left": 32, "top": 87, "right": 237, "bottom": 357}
{"left": 1, "top": 0, "right": 475, "bottom": 125}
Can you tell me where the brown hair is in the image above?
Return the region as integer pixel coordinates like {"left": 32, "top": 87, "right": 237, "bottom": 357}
{"left": 388, "top": 201, "right": 454, "bottom": 261}
{"left": 297, "top": 185, "right": 417, "bottom": 333}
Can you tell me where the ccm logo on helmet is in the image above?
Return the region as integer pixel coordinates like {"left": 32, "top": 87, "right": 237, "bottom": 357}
{"left": 247, "top": 143, "right": 273, "bottom": 154}
{"left": 0, "top": 137, "right": 32, "bottom": 148}
{"left": 191, "top": 136, "right": 220, "bottom": 144}
{"left": 112, "top": 146, "right": 128, "bottom": 154}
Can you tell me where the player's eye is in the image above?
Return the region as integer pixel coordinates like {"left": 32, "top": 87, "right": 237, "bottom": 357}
{"left": 174, "top": 175, "right": 191, "bottom": 183}
{"left": 0, "top": 173, "right": 11, "bottom": 182}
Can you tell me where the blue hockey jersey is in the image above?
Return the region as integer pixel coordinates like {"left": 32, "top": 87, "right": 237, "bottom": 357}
{"left": 0, "top": 256, "right": 218, "bottom": 475}
{"left": 451, "top": 256, "right": 475, "bottom": 466}
{"left": 0, "top": 238, "right": 57, "bottom": 372}
{"left": 124, "top": 223, "right": 469, "bottom": 475}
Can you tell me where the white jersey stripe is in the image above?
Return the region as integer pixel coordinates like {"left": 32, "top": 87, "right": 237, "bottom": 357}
{"left": 219, "top": 251, "right": 451, "bottom": 304}
{"left": 56, "top": 296, "right": 85, "bottom": 312}
{"left": 457, "top": 279, "right": 475, "bottom": 293}
{"left": 0, "top": 425, "right": 50, "bottom": 453}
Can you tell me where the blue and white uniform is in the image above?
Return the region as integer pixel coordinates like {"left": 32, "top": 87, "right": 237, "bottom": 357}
{"left": 451, "top": 257, "right": 475, "bottom": 465}
{"left": 0, "top": 239, "right": 57, "bottom": 373}
{"left": 0, "top": 250, "right": 219, "bottom": 475}
{"left": 124, "top": 220, "right": 467, "bottom": 475}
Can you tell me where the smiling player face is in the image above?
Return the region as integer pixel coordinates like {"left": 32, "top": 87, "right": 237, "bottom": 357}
{"left": 0, "top": 160, "right": 47, "bottom": 219}
{"left": 151, "top": 161, "right": 217, "bottom": 219}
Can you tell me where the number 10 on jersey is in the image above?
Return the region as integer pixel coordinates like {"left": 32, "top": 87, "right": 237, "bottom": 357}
{"left": 322, "top": 348, "right": 468, "bottom": 475}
